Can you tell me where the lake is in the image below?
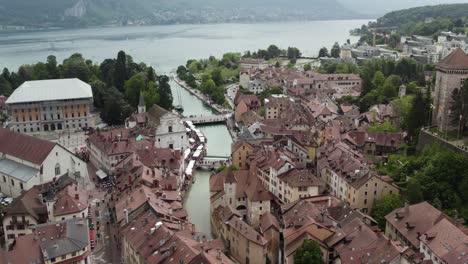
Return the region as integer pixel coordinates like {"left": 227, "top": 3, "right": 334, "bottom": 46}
{"left": 0, "top": 20, "right": 368, "bottom": 72}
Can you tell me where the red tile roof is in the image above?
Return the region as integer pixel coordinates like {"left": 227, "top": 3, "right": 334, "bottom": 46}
{"left": 0, "top": 128, "right": 55, "bottom": 165}
{"left": 437, "top": 48, "right": 468, "bottom": 70}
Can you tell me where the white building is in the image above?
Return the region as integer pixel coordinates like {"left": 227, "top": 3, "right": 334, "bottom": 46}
{"left": 5, "top": 78, "right": 94, "bottom": 134}
{"left": 0, "top": 128, "right": 89, "bottom": 198}
{"left": 147, "top": 105, "right": 189, "bottom": 151}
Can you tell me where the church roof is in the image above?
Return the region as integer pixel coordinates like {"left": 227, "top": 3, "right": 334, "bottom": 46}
{"left": 437, "top": 48, "right": 468, "bottom": 70}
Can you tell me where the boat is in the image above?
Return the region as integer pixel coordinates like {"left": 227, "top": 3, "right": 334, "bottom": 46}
{"left": 175, "top": 105, "right": 184, "bottom": 113}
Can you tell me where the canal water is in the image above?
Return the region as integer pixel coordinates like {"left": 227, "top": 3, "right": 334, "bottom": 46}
{"left": 172, "top": 80, "right": 232, "bottom": 236}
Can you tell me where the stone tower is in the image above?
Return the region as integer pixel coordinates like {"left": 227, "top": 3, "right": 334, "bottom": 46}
{"left": 138, "top": 91, "right": 146, "bottom": 114}
{"left": 432, "top": 48, "right": 468, "bottom": 131}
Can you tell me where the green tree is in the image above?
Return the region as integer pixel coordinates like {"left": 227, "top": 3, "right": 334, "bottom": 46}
{"left": 100, "top": 87, "right": 132, "bottom": 125}
{"left": 287, "top": 47, "right": 301, "bottom": 64}
{"left": 46, "top": 55, "right": 60, "bottom": 79}
{"left": 114, "top": 50, "right": 127, "bottom": 92}
{"left": 62, "top": 53, "right": 92, "bottom": 82}
{"left": 449, "top": 81, "right": 468, "bottom": 135}
{"left": 0, "top": 76, "right": 12, "bottom": 96}
{"left": 143, "top": 82, "right": 160, "bottom": 109}
{"left": 293, "top": 239, "right": 324, "bottom": 264}
{"left": 125, "top": 72, "right": 147, "bottom": 107}
{"left": 157, "top": 75, "right": 173, "bottom": 109}
{"left": 371, "top": 194, "right": 404, "bottom": 229}
{"left": 188, "top": 60, "right": 203, "bottom": 74}
{"left": 381, "top": 75, "right": 401, "bottom": 101}
{"left": 90, "top": 79, "right": 107, "bottom": 108}
{"left": 406, "top": 178, "right": 423, "bottom": 204}
{"left": 372, "top": 71, "right": 385, "bottom": 90}
{"left": 99, "top": 59, "right": 115, "bottom": 86}
{"left": 407, "top": 90, "right": 430, "bottom": 140}
{"left": 267, "top": 45, "right": 281, "bottom": 59}
{"left": 303, "top": 64, "right": 312, "bottom": 71}
{"left": 211, "top": 68, "right": 224, "bottom": 86}
{"left": 318, "top": 47, "right": 329, "bottom": 57}
{"left": 330, "top": 42, "right": 341, "bottom": 58}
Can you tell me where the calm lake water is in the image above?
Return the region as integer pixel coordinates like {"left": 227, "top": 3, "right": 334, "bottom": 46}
{"left": 0, "top": 20, "right": 367, "bottom": 71}
{"left": 0, "top": 20, "right": 368, "bottom": 236}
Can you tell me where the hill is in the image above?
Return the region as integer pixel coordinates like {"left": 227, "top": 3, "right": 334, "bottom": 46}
{"left": 0, "top": 0, "right": 363, "bottom": 29}
{"left": 353, "top": 3, "right": 468, "bottom": 40}
{"left": 338, "top": 0, "right": 466, "bottom": 17}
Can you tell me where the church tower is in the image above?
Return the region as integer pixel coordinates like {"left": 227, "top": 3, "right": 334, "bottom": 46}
{"left": 432, "top": 48, "right": 468, "bottom": 131}
{"left": 138, "top": 91, "right": 146, "bottom": 114}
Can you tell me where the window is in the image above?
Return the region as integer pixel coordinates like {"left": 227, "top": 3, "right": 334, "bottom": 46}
{"left": 20, "top": 183, "right": 24, "bottom": 190}
{"left": 55, "top": 163, "right": 61, "bottom": 176}
{"left": 11, "top": 179, "right": 14, "bottom": 186}
{"left": 51, "top": 258, "right": 56, "bottom": 262}
{"left": 3, "top": 175, "right": 6, "bottom": 183}
{"left": 364, "top": 199, "right": 367, "bottom": 205}
{"left": 168, "top": 126, "right": 173, "bottom": 133}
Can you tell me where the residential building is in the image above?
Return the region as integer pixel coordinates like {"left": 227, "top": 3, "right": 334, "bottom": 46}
{"left": 5, "top": 78, "right": 93, "bottom": 133}
{"left": 432, "top": 48, "right": 468, "bottom": 131}
{"left": 120, "top": 211, "right": 231, "bottom": 264}
{"left": 0, "top": 128, "right": 89, "bottom": 198}
{"left": 210, "top": 168, "right": 272, "bottom": 228}
{"left": 225, "top": 217, "right": 268, "bottom": 264}
{"left": 317, "top": 141, "right": 399, "bottom": 213}
{"left": 264, "top": 95, "right": 292, "bottom": 119}
{"left": 385, "top": 202, "right": 448, "bottom": 250}
{"left": 1, "top": 219, "right": 90, "bottom": 264}
{"left": 239, "top": 58, "right": 268, "bottom": 70}
{"left": 231, "top": 141, "right": 255, "bottom": 170}
{"left": 2, "top": 186, "right": 47, "bottom": 246}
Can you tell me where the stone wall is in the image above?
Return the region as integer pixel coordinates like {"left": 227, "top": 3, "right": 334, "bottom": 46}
{"left": 417, "top": 129, "right": 468, "bottom": 157}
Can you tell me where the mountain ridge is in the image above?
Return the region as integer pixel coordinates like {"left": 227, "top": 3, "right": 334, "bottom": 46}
{"left": 0, "top": 0, "right": 364, "bottom": 29}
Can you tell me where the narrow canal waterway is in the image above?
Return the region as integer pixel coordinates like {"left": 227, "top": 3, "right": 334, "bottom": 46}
{"left": 172, "top": 80, "right": 232, "bottom": 236}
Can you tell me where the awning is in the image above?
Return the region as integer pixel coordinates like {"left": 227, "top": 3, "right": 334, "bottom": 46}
{"left": 136, "top": 134, "right": 143, "bottom": 141}
{"left": 185, "top": 160, "right": 196, "bottom": 176}
{"left": 193, "top": 149, "right": 202, "bottom": 158}
{"left": 184, "top": 149, "right": 191, "bottom": 160}
{"left": 96, "top": 170, "right": 108, "bottom": 180}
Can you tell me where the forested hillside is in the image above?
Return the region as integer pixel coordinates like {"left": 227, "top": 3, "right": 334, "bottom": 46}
{"left": 0, "top": 0, "right": 361, "bottom": 29}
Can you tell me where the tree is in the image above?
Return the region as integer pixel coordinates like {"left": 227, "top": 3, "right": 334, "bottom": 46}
{"left": 147, "top": 66, "right": 156, "bottom": 82}
{"left": 62, "top": 53, "right": 91, "bottom": 82}
{"left": 125, "top": 72, "right": 147, "bottom": 107}
{"left": 318, "top": 47, "right": 329, "bottom": 57}
{"left": 303, "top": 64, "right": 312, "bottom": 71}
{"left": 381, "top": 75, "right": 401, "bottom": 101}
{"left": 406, "top": 178, "right": 423, "bottom": 204}
{"left": 101, "top": 88, "right": 132, "bottom": 125}
{"left": 287, "top": 47, "right": 301, "bottom": 64}
{"left": 372, "top": 71, "right": 385, "bottom": 90}
{"left": 371, "top": 194, "right": 404, "bottom": 229}
{"left": 158, "top": 75, "right": 173, "bottom": 109}
{"left": 293, "top": 239, "right": 324, "bottom": 264}
{"left": 211, "top": 68, "right": 224, "bottom": 86}
{"left": 330, "top": 42, "right": 341, "bottom": 58}
{"left": 0, "top": 76, "right": 12, "bottom": 96}
{"left": 407, "top": 90, "right": 430, "bottom": 140}
{"left": 267, "top": 45, "right": 281, "bottom": 59}
{"left": 449, "top": 81, "right": 468, "bottom": 135}
{"left": 46, "top": 55, "right": 60, "bottom": 79}
{"left": 114, "top": 51, "right": 127, "bottom": 92}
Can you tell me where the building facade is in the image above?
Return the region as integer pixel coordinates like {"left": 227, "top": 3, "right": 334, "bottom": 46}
{"left": 5, "top": 78, "right": 93, "bottom": 134}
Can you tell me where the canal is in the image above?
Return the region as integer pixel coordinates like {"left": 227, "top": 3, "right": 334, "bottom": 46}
{"left": 171, "top": 80, "right": 232, "bottom": 237}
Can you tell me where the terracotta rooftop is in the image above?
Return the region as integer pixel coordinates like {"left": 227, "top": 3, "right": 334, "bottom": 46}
{"left": 53, "top": 183, "right": 88, "bottom": 217}
{"left": 0, "top": 128, "right": 55, "bottom": 165}
{"left": 3, "top": 185, "right": 47, "bottom": 220}
{"left": 437, "top": 48, "right": 468, "bottom": 70}
{"left": 385, "top": 202, "right": 447, "bottom": 249}
{"left": 226, "top": 217, "right": 268, "bottom": 246}
{"left": 277, "top": 169, "right": 325, "bottom": 188}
